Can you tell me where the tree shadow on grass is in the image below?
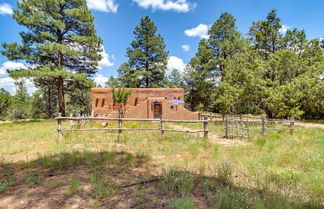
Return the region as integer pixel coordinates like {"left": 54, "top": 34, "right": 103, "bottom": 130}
{"left": 0, "top": 152, "right": 321, "bottom": 209}
{"left": 0, "top": 151, "right": 171, "bottom": 209}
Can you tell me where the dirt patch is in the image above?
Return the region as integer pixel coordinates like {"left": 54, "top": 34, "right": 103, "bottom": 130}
{"left": 295, "top": 122, "right": 324, "bottom": 129}
{"left": 168, "top": 124, "right": 248, "bottom": 146}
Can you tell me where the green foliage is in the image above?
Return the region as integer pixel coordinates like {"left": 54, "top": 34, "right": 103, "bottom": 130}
{"left": 26, "top": 174, "right": 44, "bottom": 185}
{"left": 112, "top": 88, "right": 132, "bottom": 117}
{"left": 170, "top": 197, "right": 194, "bottom": 209}
{"left": 256, "top": 137, "right": 266, "bottom": 148}
{"left": 68, "top": 176, "right": 81, "bottom": 195}
{"left": 162, "top": 169, "right": 193, "bottom": 196}
{"left": 91, "top": 174, "right": 111, "bottom": 199}
{"left": 0, "top": 88, "right": 12, "bottom": 119}
{"left": 6, "top": 80, "right": 31, "bottom": 120}
{"left": 213, "top": 10, "right": 324, "bottom": 118}
{"left": 125, "top": 16, "right": 169, "bottom": 88}
{"left": 168, "top": 69, "right": 185, "bottom": 88}
{"left": 0, "top": 182, "right": 9, "bottom": 194}
{"left": 184, "top": 39, "right": 215, "bottom": 111}
{"left": 1, "top": 0, "right": 102, "bottom": 115}
{"left": 214, "top": 162, "right": 232, "bottom": 182}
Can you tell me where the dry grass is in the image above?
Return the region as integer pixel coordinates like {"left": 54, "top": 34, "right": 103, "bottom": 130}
{"left": 0, "top": 120, "right": 323, "bottom": 208}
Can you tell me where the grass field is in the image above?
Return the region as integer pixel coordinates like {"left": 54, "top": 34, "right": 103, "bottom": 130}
{"left": 0, "top": 120, "right": 323, "bottom": 209}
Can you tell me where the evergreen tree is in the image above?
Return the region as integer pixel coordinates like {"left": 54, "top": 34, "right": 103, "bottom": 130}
{"left": 0, "top": 88, "right": 12, "bottom": 119}
{"left": 105, "top": 76, "right": 121, "bottom": 88}
{"left": 1, "top": 0, "right": 102, "bottom": 116}
{"left": 33, "top": 78, "right": 57, "bottom": 118}
{"left": 65, "top": 79, "right": 95, "bottom": 115}
{"left": 208, "top": 12, "right": 246, "bottom": 74}
{"left": 126, "top": 16, "right": 168, "bottom": 88}
{"left": 115, "top": 62, "right": 141, "bottom": 87}
{"left": 185, "top": 39, "right": 215, "bottom": 111}
{"left": 8, "top": 80, "right": 31, "bottom": 120}
{"left": 248, "top": 9, "right": 284, "bottom": 60}
{"left": 167, "top": 69, "right": 185, "bottom": 88}
{"left": 215, "top": 10, "right": 324, "bottom": 118}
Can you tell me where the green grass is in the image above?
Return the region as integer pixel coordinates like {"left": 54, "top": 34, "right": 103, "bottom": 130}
{"left": 0, "top": 120, "right": 323, "bottom": 208}
{"left": 170, "top": 196, "right": 194, "bottom": 209}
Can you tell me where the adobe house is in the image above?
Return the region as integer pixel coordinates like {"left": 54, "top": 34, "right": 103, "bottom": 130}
{"left": 91, "top": 87, "right": 200, "bottom": 120}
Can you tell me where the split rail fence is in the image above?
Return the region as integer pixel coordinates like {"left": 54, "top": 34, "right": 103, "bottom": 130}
{"left": 55, "top": 113, "right": 209, "bottom": 142}
{"left": 225, "top": 115, "right": 294, "bottom": 139}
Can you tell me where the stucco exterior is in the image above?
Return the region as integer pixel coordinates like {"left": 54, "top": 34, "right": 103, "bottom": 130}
{"left": 91, "top": 88, "right": 199, "bottom": 120}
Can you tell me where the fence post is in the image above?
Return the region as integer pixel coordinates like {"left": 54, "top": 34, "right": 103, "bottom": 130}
{"left": 290, "top": 116, "right": 294, "bottom": 135}
{"left": 69, "top": 113, "right": 73, "bottom": 129}
{"left": 118, "top": 115, "right": 122, "bottom": 141}
{"left": 210, "top": 112, "right": 213, "bottom": 122}
{"left": 225, "top": 116, "right": 229, "bottom": 138}
{"left": 160, "top": 115, "right": 165, "bottom": 138}
{"left": 240, "top": 115, "right": 244, "bottom": 139}
{"left": 203, "top": 116, "right": 208, "bottom": 139}
{"left": 261, "top": 116, "right": 265, "bottom": 135}
{"left": 57, "top": 113, "right": 63, "bottom": 143}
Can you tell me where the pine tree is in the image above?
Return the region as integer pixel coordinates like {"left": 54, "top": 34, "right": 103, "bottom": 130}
{"left": 105, "top": 76, "right": 121, "bottom": 88}
{"left": 0, "top": 88, "right": 12, "bottom": 119}
{"left": 126, "top": 16, "right": 168, "bottom": 88}
{"left": 1, "top": 0, "right": 102, "bottom": 116}
{"left": 208, "top": 12, "right": 246, "bottom": 73}
{"left": 248, "top": 9, "right": 284, "bottom": 60}
{"left": 8, "top": 80, "right": 31, "bottom": 119}
{"left": 185, "top": 39, "right": 215, "bottom": 111}
{"left": 167, "top": 69, "right": 185, "bottom": 88}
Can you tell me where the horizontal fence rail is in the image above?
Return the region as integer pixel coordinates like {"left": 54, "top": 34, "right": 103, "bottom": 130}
{"left": 225, "top": 115, "right": 294, "bottom": 139}
{"left": 55, "top": 113, "right": 209, "bottom": 142}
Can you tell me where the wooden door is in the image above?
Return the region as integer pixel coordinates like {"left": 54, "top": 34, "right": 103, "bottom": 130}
{"left": 153, "top": 103, "right": 162, "bottom": 118}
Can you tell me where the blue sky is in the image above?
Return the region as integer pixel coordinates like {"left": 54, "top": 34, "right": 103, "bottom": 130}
{"left": 0, "top": 0, "right": 323, "bottom": 94}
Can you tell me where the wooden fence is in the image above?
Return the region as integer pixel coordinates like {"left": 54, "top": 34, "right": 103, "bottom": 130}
{"left": 55, "top": 113, "right": 209, "bottom": 142}
{"left": 200, "top": 112, "right": 224, "bottom": 122}
{"left": 225, "top": 115, "right": 294, "bottom": 139}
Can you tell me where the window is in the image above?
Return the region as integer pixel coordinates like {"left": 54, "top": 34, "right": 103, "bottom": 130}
{"left": 174, "top": 97, "right": 176, "bottom": 99}
{"left": 171, "top": 106, "right": 174, "bottom": 110}
{"left": 101, "top": 99, "right": 105, "bottom": 108}
{"left": 178, "top": 97, "right": 181, "bottom": 100}
{"left": 135, "top": 97, "right": 138, "bottom": 106}
{"left": 95, "top": 98, "right": 99, "bottom": 107}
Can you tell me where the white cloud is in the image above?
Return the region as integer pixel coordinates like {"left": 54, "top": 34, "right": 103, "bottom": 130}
{"left": 279, "top": 24, "right": 290, "bottom": 34}
{"left": 98, "top": 47, "right": 115, "bottom": 69}
{"left": 132, "top": 0, "right": 196, "bottom": 12}
{"left": 87, "top": 0, "right": 118, "bottom": 13}
{"left": 0, "top": 77, "right": 36, "bottom": 94}
{"left": 184, "top": 24, "right": 209, "bottom": 39}
{"left": 0, "top": 61, "right": 26, "bottom": 75}
{"left": 167, "top": 56, "right": 186, "bottom": 75}
{"left": 0, "top": 61, "right": 36, "bottom": 94}
{"left": 181, "top": 44, "right": 190, "bottom": 52}
{"left": 0, "top": 3, "right": 13, "bottom": 15}
{"left": 93, "top": 73, "right": 109, "bottom": 87}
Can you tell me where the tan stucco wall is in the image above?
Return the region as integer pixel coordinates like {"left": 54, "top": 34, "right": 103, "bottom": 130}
{"left": 91, "top": 88, "right": 199, "bottom": 120}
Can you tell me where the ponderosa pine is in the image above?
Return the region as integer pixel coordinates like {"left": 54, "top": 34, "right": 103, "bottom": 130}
{"left": 1, "top": 0, "right": 102, "bottom": 116}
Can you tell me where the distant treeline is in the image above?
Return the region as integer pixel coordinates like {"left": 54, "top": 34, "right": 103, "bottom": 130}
{"left": 0, "top": 0, "right": 323, "bottom": 120}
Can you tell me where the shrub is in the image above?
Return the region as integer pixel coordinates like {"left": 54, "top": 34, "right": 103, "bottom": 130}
{"left": 0, "top": 182, "right": 9, "bottom": 194}
{"left": 162, "top": 168, "right": 193, "bottom": 196}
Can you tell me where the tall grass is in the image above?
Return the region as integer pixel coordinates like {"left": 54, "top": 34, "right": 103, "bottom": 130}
{"left": 0, "top": 120, "right": 323, "bottom": 208}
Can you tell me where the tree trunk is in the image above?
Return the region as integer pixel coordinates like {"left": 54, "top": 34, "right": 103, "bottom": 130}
{"left": 47, "top": 87, "right": 52, "bottom": 118}
{"left": 57, "top": 76, "right": 65, "bottom": 116}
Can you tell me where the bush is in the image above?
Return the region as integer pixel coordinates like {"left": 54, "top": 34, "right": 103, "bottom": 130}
{"left": 162, "top": 168, "right": 193, "bottom": 196}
